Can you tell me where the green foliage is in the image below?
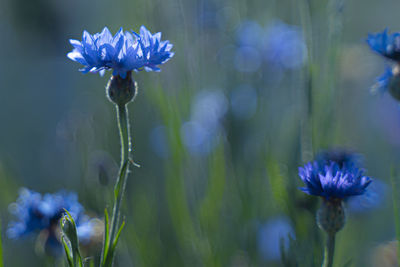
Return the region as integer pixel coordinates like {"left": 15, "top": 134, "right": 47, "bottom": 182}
{"left": 61, "top": 210, "right": 83, "bottom": 267}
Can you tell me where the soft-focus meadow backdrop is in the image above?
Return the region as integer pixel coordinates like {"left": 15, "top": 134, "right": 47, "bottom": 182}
{"left": 1, "top": 0, "right": 400, "bottom": 266}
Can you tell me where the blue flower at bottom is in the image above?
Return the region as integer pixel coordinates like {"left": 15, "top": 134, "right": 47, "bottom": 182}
{"left": 298, "top": 162, "right": 372, "bottom": 199}
{"left": 367, "top": 29, "right": 400, "bottom": 61}
{"left": 67, "top": 26, "right": 174, "bottom": 78}
{"left": 7, "top": 188, "right": 95, "bottom": 245}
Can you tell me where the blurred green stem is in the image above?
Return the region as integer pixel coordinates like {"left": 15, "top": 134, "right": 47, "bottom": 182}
{"left": 322, "top": 233, "right": 335, "bottom": 267}
{"left": 108, "top": 104, "right": 131, "bottom": 263}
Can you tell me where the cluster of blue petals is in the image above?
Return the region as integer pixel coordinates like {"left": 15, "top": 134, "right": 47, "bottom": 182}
{"left": 7, "top": 188, "right": 94, "bottom": 243}
{"left": 367, "top": 29, "right": 400, "bottom": 61}
{"left": 298, "top": 161, "right": 371, "bottom": 200}
{"left": 67, "top": 26, "right": 174, "bottom": 78}
{"left": 367, "top": 29, "right": 400, "bottom": 93}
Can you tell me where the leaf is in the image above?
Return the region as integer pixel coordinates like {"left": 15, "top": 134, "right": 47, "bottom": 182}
{"left": 104, "top": 221, "right": 126, "bottom": 267}
{"left": 114, "top": 160, "right": 130, "bottom": 199}
{"left": 112, "top": 220, "right": 125, "bottom": 252}
{"left": 61, "top": 236, "right": 74, "bottom": 267}
{"left": 101, "top": 208, "right": 110, "bottom": 266}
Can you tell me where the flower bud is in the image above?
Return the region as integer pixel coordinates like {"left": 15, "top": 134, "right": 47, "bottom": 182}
{"left": 61, "top": 212, "right": 79, "bottom": 253}
{"left": 106, "top": 72, "right": 137, "bottom": 106}
{"left": 316, "top": 199, "right": 346, "bottom": 234}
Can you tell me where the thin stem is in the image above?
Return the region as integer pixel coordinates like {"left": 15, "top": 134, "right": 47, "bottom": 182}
{"left": 322, "top": 233, "right": 336, "bottom": 267}
{"left": 107, "top": 104, "right": 131, "bottom": 262}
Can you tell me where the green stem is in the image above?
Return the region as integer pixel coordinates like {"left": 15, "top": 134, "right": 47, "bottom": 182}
{"left": 107, "top": 104, "right": 131, "bottom": 263}
{"left": 322, "top": 233, "right": 336, "bottom": 267}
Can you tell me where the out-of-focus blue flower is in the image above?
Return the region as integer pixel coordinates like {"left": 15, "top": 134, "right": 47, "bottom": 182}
{"left": 181, "top": 90, "right": 227, "bottom": 155}
{"left": 236, "top": 20, "right": 263, "bottom": 47}
{"left": 366, "top": 29, "right": 400, "bottom": 99}
{"left": 298, "top": 162, "right": 372, "bottom": 199}
{"left": 234, "top": 20, "right": 306, "bottom": 73}
{"left": 316, "top": 149, "right": 362, "bottom": 169}
{"left": 234, "top": 46, "right": 262, "bottom": 73}
{"left": 7, "top": 189, "right": 45, "bottom": 239}
{"left": 347, "top": 179, "right": 388, "bottom": 213}
{"left": 258, "top": 216, "right": 295, "bottom": 261}
{"left": 367, "top": 29, "right": 400, "bottom": 61}
{"left": 7, "top": 188, "right": 95, "bottom": 245}
{"left": 67, "top": 26, "right": 174, "bottom": 78}
{"left": 263, "top": 21, "right": 307, "bottom": 69}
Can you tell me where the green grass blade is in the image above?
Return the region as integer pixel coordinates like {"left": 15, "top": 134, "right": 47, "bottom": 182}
{"left": 114, "top": 160, "right": 130, "bottom": 200}
{"left": 104, "top": 221, "right": 126, "bottom": 267}
{"left": 61, "top": 236, "right": 74, "bottom": 267}
{"left": 111, "top": 220, "right": 125, "bottom": 251}
{"left": 101, "top": 208, "right": 110, "bottom": 266}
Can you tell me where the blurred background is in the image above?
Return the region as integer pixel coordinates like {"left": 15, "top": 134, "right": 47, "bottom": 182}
{"left": 0, "top": 0, "right": 400, "bottom": 266}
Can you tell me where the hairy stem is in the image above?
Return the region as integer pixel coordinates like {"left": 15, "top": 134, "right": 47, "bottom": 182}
{"left": 106, "top": 104, "right": 131, "bottom": 266}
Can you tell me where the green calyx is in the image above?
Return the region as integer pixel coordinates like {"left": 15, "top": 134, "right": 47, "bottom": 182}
{"left": 317, "top": 198, "right": 346, "bottom": 235}
{"left": 106, "top": 72, "right": 138, "bottom": 106}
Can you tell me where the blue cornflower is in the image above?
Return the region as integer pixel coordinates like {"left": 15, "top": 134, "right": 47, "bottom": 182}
{"left": 366, "top": 29, "right": 400, "bottom": 99}
{"left": 67, "top": 26, "right": 174, "bottom": 78}
{"left": 7, "top": 189, "right": 46, "bottom": 239}
{"left": 298, "top": 162, "right": 372, "bottom": 200}
{"left": 7, "top": 188, "right": 95, "bottom": 245}
{"left": 367, "top": 29, "right": 400, "bottom": 61}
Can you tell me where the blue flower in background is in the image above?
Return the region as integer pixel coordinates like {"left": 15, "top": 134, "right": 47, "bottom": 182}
{"left": 262, "top": 21, "right": 307, "bottom": 69}
{"left": 67, "top": 26, "right": 174, "bottom": 78}
{"left": 346, "top": 179, "right": 387, "bottom": 213}
{"left": 234, "top": 20, "right": 306, "bottom": 73}
{"left": 258, "top": 216, "right": 295, "bottom": 261}
{"left": 367, "top": 29, "right": 400, "bottom": 61}
{"left": 315, "top": 149, "right": 362, "bottom": 169}
{"left": 7, "top": 189, "right": 45, "bottom": 239}
{"left": 7, "top": 188, "right": 95, "bottom": 245}
{"left": 181, "top": 90, "right": 227, "bottom": 155}
{"left": 298, "top": 162, "right": 372, "bottom": 199}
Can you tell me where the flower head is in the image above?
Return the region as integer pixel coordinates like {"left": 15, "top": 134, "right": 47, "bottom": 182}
{"left": 298, "top": 162, "right": 372, "bottom": 200}
{"left": 366, "top": 29, "right": 400, "bottom": 100}
{"left": 67, "top": 26, "right": 174, "bottom": 78}
{"left": 367, "top": 29, "right": 400, "bottom": 61}
{"left": 138, "top": 26, "right": 175, "bottom": 72}
{"left": 7, "top": 188, "right": 94, "bottom": 245}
